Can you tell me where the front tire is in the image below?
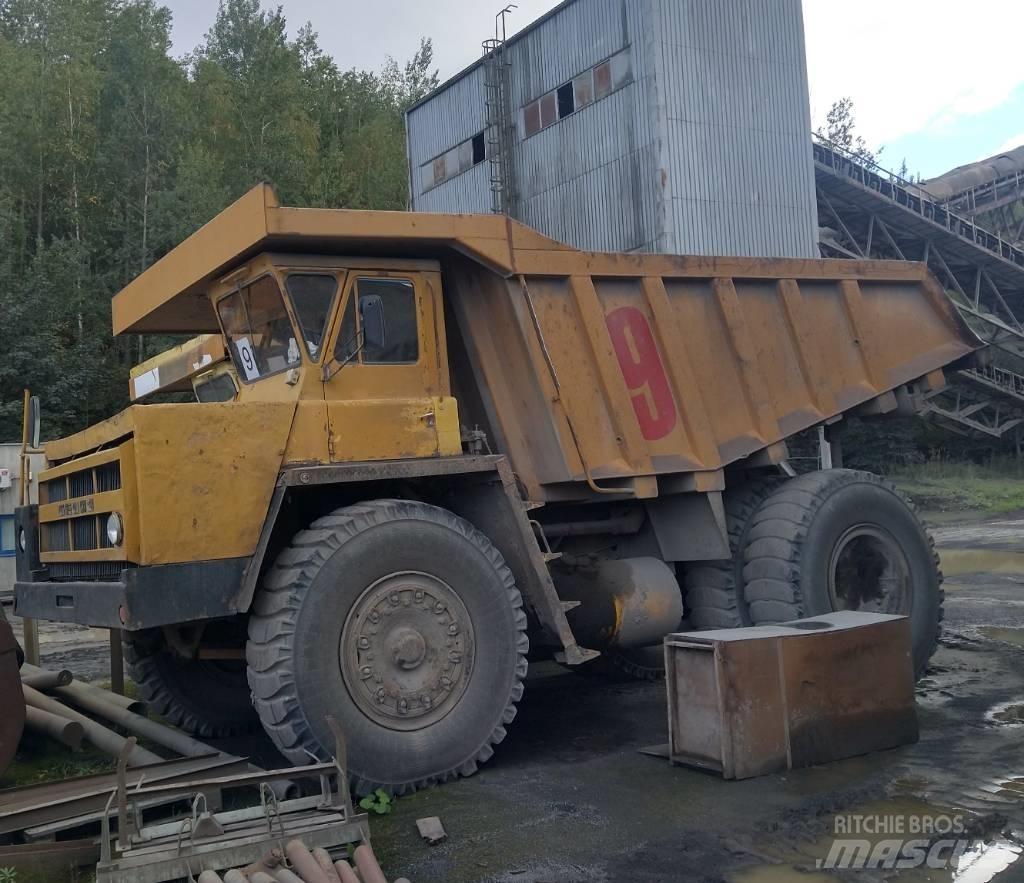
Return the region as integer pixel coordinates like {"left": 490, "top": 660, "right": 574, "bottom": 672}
{"left": 246, "top": 500, "right": 528, "bottom": 795}
{"left": 125, "top": 626, "right": 257, "bottom": 738}
{"left": 742, "top": 469, "right": 942, "bottom": 678}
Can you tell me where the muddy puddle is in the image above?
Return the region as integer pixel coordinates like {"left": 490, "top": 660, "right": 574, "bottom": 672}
{"left": 978, "top": 627, "right": 1024, "bottom": 649}
{"left": 985, "top": 701, "right": 1024, "bottom": 727}
{"left": 730, "top": 796, "right": 1023, "bottom": 882}
{"left": 939, "top": 548, "right": 1024, "bottom": 577}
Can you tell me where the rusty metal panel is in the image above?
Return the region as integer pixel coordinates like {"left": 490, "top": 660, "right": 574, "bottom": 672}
{"left": 450, "top": 250, "right": 979, "bottom": 500}
{"left": 0, "top": 607, "right": 24, "bottom": 777}
{"left": 663, "top": 612, "right": 918, "bottom": 779}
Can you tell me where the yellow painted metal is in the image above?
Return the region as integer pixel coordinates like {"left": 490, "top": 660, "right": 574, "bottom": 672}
{"left": 29, "top": 184, "right": 978, "bottom": 573}
{"left": 130, "top": 335, "right": 226, "bottom": 401}
{"left": 130, "top": 403, "right": 294, "bottom": 564}
{"left": 38, "top": 441, "right": 139, "bottom": 563}
{"left": 44, "top": 410, "right": 135, "bottom": 464}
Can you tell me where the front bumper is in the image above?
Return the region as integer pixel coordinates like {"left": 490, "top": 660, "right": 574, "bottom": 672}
{"left": 15, "top": 558, "right": 247, "bottom": 631}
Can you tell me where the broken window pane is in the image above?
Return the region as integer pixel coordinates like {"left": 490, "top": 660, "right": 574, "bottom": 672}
{"left": 594, "top": 61, "right": 612, "bottom": 99}
{"left": 524, "top": 100, "right": 541, "bottom": 137}
{"left": 611, "top": 50, "right": 632, "bottom": 89}
{"left": 540, "top": 92, "right": 557, "bottom": 128}
{"left": 574, "top": 71, "right": 594, "bottom": 109}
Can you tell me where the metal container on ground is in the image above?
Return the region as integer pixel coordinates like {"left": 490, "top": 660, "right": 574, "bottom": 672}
{"left": 662, "top": 612, "right": 919, "bottom": 779}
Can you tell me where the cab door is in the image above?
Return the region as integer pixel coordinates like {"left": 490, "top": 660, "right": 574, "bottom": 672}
{"left": 321, "top": 267, "right": 460, "bottom": 462}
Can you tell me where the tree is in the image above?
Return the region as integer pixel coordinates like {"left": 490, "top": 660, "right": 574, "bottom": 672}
{"left": 0, "top": 0, "right": 438, "bottom": 441}
{"left": 816, "top": 97, "right": 882, "bottom": 166}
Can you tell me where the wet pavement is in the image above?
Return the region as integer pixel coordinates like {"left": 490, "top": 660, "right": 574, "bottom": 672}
{"left": 5, "top": 516, "right": 1024, "bottom": 881}
{"left": 369, "top": 518, "right": 1024, "bottom": 882}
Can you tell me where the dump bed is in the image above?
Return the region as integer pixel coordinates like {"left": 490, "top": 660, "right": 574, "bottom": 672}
{"left": 447, "top": 256, "right": 979, "bottom": 500}
{"left": 110, "top": 185, "right": 981, "bottom": 503}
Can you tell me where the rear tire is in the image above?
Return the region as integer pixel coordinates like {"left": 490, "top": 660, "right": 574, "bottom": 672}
{"left": 681, "top": 479, "right": 782, "bottom": 630}
{"left": 742, "top": 469, "right": 943, "bottom": 678}
{"left": 246, "top": 499, "right": 528, "bottom": 795}
{"left": 125, "top": 627, "right": 256, "bottom": 738}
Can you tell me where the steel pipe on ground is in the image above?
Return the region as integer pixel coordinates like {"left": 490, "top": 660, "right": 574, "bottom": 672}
{"left": 47, "top": 683, "right": 214, "bottom": 758}
{"left": 20, "top": 670, "right": 73, "bottom": 690}
{"left": 20, "top": 663, "right": 144, "bottom": 713}
{"left": 21, "top": 686, "right": 160, "bottom": 766}
{"left": 23, "top": 706, "right": 84, "bottom": 749}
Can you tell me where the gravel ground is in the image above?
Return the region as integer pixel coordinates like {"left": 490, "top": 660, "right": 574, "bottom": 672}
{"left": 5, "top": 516, "right": 1024, "bottom": 882}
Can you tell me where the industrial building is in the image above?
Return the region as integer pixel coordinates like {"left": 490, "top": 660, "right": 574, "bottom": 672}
{"left": 405, "top": 0, "right": 819, "bottom": 259}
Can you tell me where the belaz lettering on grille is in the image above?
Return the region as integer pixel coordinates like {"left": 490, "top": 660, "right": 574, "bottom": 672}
{"left": 57, "top": 499, "right": 95, "bottom": 518}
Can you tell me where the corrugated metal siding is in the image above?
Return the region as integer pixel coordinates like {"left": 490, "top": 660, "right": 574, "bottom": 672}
{"left": 407, "top": 64, "right": 488, "bottom": 211}
{"left": 405, "top": 0, "right": 817, "bottom": 258}
{"left": 655, "top": 0, "right": 818, "bottom": 257}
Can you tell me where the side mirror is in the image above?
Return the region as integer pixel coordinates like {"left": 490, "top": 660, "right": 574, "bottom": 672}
{"left": 28, "top": 396, "right": 41, "bottom": 450}
{"left": 359, "top": 294, "right": 387, "bottom": 353}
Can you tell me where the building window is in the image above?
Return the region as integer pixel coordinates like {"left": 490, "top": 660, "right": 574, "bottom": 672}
{"left": 521, "top": 47, "right": 632, "bottom": 138}
{"left": 420, "top": 130, "right": 487, "bottom": 193}
{"left": 556, "top": 82, "right": 574, "bottom": 119}
{"left": 0, "top": 515, "right": 14, "bottom": 558}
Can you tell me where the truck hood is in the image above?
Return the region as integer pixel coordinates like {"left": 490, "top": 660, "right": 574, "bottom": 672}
{"left": 44, "top": 408, "right": 138, "bottom": 464}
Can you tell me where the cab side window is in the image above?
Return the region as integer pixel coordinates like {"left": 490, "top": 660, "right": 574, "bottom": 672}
{"left": 286, "top": 274, "right": 337, "bottom": 360}
{"left": 333, "top": 277, "right": 419, "bottom": 366}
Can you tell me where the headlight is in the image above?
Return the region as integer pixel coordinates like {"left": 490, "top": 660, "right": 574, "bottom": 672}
{"left": 106, "top": 513, "right": 124, "bottom": 547}
{"left": 18, "top": 528, "right": 26, "bottom": 552}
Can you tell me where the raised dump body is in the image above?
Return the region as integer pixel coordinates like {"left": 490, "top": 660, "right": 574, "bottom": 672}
{"left": 16, "top": 185, "right": 980, "bottom": 795}
{"left": 447, "top": 254, "right": 974, "bottom": 501}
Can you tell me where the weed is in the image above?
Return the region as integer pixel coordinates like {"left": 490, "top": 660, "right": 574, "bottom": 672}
{"left": 359, "top": 788, "right": 394, "bottom": 815}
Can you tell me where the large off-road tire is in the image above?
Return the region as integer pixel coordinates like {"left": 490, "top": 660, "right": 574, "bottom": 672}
{"left": 742, "top": 469, "right": 943, "bottom": 678}
{"left": 246, "top": 500, "right": 529, "bottom": 795}
{"left": 124, "top": 627, "right": 257, "bottom": 738}
{"left": 681, "top": 478, "right": 782, "bottom": 630}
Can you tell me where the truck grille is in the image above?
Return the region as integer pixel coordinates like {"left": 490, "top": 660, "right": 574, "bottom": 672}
{"left": 42, "top": 514, "right": 113, "bottom": 552}
{"left": 96, "top": 461, "right": 122, "bottom": 492}
{"left": 43, "top": 522, "right": 70, "bottom": 552}
{"left": 43, "top": 460, "right": 121, "bottom": 504}
{"left": 47, "top": 561, "right": 127, "bottom": 581}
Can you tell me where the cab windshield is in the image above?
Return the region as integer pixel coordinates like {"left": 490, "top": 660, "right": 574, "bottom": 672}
{"left": 217, "top": 275, "right": 301, "bottom": 382}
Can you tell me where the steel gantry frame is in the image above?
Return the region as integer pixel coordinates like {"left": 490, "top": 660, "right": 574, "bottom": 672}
{"left": 813, "top": 136, "right": 1024, "bottom": 443}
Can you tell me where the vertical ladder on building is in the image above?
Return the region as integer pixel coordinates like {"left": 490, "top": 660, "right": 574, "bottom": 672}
{"left": 482, "top": 6, "right": 518, "bottom": 216}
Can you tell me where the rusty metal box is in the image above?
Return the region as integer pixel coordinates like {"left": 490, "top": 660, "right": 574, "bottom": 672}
{"left": 663, "top": 612, "right": 918, "bottom": 779}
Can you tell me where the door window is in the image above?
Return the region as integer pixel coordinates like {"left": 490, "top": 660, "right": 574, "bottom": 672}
{"left": 333, "top": 277, "right": 419, "bottom": 366}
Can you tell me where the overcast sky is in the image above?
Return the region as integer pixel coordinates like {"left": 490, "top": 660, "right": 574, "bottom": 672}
{"left": 163, "top": 0, "right": 1024, "bottom": 179}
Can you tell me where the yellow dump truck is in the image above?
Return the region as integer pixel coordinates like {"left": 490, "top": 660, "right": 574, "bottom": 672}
{"left": 15, "top": 185, "right": 980, "bottom": 793}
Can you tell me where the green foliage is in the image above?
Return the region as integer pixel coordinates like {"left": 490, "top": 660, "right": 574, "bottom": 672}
{"left": 0, "top": 0, "right": 438, "bottom": 441}
{"left": 815, "top": 96, "right": 882, "bottom": 166}
{"left": 890, "top": 458, "right": 1024, "bottom": 516}
{"left": 358, "top": 787, "right": 394, "bottom": 815}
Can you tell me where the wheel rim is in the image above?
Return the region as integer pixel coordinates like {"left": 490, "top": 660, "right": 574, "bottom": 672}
{"left": 827, "top": 525, "right": 911, "bottom": 615}
{"left": 340, "top": 571, "right": 475, "bottom": 731}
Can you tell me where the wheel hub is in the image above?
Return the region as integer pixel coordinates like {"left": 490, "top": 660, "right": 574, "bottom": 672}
{"left": 828, "top": 525, "right": 911, "bottom": 615}
{"left": 341, "top": 572, "right": 474, "bottom": 731}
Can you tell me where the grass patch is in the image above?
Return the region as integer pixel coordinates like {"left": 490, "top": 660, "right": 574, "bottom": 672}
{"left": 0, "top": 734, "right": 115, "bottom": 790}
{"left": 888, "top": 459, "right": 1024, "bottom": 517}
